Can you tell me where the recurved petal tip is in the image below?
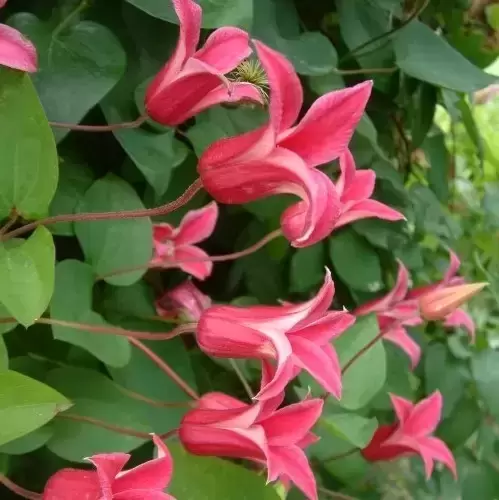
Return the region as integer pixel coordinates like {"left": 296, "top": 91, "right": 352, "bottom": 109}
{"left": 419, "top": 282, "right": 487, "bottom": 321}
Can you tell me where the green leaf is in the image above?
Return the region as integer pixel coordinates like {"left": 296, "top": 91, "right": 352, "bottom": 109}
{"left": 424, "top": 133, "right": 451, "bottom": 203}
{"left": 321, "top": 413, "right": 378, "bottom": 449}
{"left": 169, "top": 443, "right": 280, "bottom": 499}
{"left": 0, "top": 424, "right": 53, "bottom": 455}
{"left": 0, "top": 68, "right": 58, "bottom": 219}
{"left": 472, "top": 350, "right": 499, "bottom": 419}
{"left": 290, "top": 244, "right": 325, "bottom": 293}
{"left": 394, "top": 20, "right": 496, "bottom": 92}
{"left": 486, "top": 4, "right": 499, "bottom": 31}
{"left": 0, "top": 227, "right": 55, "bottom": 327}
{"left": 334, "top": 314, "right": 386, "bottom": 410}
{"left": 437, "top": 396, "right": 481, "bottom": 448}
{"left": 125, "top": 0, "right": 253, "bottom": 29}
{"left": 50, "top": 260, "right": 131, "bottom": 367}
{"left": 0, "top": 336, "right": 7, "bottom": 371}
{"left": 75, "top": 174, "right": 153, "bottom": 286}
{"left": 0, "top": 370, "right": 70, "bottom": 447}
{"left": 252, "top": 0, "right": 336, "bottom": 76}
{"left": 102, "top": 84, "right": 188, "bottom": 198}
{"left": 329, "top": 228, "right": 383, "bottom": 292}
{"left": 9, "top": 13, "right": 126, "bottom": 142}
{"left": 425, "top": 343, "right": 467, "bottom": 418}
{"left": 411, "top": 84, "right": 438, "bottom": 149}
{"left": 48, "top": 158, "right": 95, "bottom": 236}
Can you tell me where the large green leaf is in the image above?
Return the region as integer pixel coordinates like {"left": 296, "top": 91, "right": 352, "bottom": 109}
{"left": 125, "top": 0, "right": 253, "bottom": 29}
{"left": 0, "top": 227, "right": 55, "bottom": 327}
{"left": 329, "top": 228, "right": 383, "bottom": 292}
{"left": 290, "top": 243, "right": 325, "bottom": 293}
{"left": 50, "top": 260, "right": 131, "bottom": 367}
{"left": 472, "top": 350, "right": 499, "bottom": 419}
{"left": 0, "top": 370, "right": 70, "bottom": 447}
{"left": 9, "top": 13, "right": 126, "bottom": 142}
{"left": 252, "top": 0, "right": 336, "bottom": 76}
{"left": 48, "top": 158, "right": 95, "bottom": 236}
{"left": 394, "top": 20, "right": 496, "bottom": 92}
{"left": 320, "top": 413, "right": 378, "bottom": 449}
{"left": 0, "top": 68, "right": 58, "bottom": 219}
{"left": 75, "top": 174, "right": 153, "bottom": 286}
{"left": 334, "top": 314, "right": 386, "bottom": 410}
{"left": 169, "top": 443, "right": 280, "bottom": 499}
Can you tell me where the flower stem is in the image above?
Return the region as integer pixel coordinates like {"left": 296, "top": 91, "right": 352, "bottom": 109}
{"left": 334, "top": 67, "right": 397, "bottom": 75}
{"left": 128, "top": 337, "right": 199, "bottom": 400}
{"left": 230, "top": 359, "right": 254, "bottom": 399}
{"left": 0, "top": 475, "right": 41, "bottom": 500}
{"left": 49, "top": 115, "right": 148, "bottom": 132}
{"left": 317, "top": 486, "right": 358, "bottom": 500}
{"left": 97, "top": 228, "right": 283, "bottom": 281}
{"left": 0, "top": 211, "right": 18, "bottom": 237}
{"left": 2, "top": 178, "right": 202, "bottom": 241}
{"left": 57, "top": 413, "right": 152, "bottom": 439}
{"left": 341, "top": 331, "right": 385, "bottom": 375}
{"left": 159, "top": 428, "right": 179, "bottom": 441}
{"left": 322, "top": 447, "right": 359, "bottom": 463}
{"left": 37, "top": 317, "right": 196, "bottom": 341}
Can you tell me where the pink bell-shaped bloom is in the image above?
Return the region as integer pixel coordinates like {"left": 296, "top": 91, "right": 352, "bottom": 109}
{"left": 156, "top": 280, "right": 212, "bottom": 322}
{"left": 355, "top": 261, "right": 423, "bottom": 368}
{"left": 179, "top": 391, "right": 322, "bottom": 500}
{"left": 196, "top": 270, "right": 354, "bottom": 400}
{"left": 362, "top": 391, "right": 457, "bottom": 479}
{"left": 42, "top": 435, "right": 176, "bottom": 500}
{"left": 407, "top": 251, "right": 478, "bottom": 341}
{"left": 334, "top": 150, "right": 404, "bottom": 228}
{"left": 151, "top": 201, "right": 218, "bottom": 280}
{"left": 144, "top": 0, "right": 261, "bottom": 126}
{"left": 0, "top": 1, "right": 37, "bottom": 72}
{"left": 198, "top": 40, "right": 373, "bottom": 247}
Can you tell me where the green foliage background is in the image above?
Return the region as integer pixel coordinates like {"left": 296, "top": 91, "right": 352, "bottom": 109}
{"left": 0, "top": 0, "right": 499, "bottom": 498}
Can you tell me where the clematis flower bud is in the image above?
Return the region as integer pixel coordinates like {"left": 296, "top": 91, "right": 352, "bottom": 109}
{"left": 362, "top": 391, "right": 456, "bottom": 479}
{"left": 156, "top": 280, "right": 212, "bottom": 322}
{"left": 419, "top": 282, "right": 487, "bottom": 322}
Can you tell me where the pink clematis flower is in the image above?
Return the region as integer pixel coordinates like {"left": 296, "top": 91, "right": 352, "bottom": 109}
{"left": 196, "top": 270, "right": 355, "bottom": 400}
{"left": 179, "top": 390, "right": 322, "bottom": 500}
{"left": 156, "top": 280, "right": 212, "bottom": 322}
{"left": 355, "top": 261, "right": 423, "bottom": 368}
{"left": 0, "top": 1, "right": 37, "bottom": 72}
{"left": 362, "top": 391, "right": 457, "bottom": 479}
{"left": 198, "top": 41, "right": 373, "bottom": 247}
{"left": 334, "top": 150, "right": 404, "bottom": 229}
{"left": 152, "top": 201, "right": 218, "bottom": 281}
{"left": 145, "top": 0, "right": 261, "bottom": 126}
{"left": 407, "top": 251, "right": 477, "bottom": 341}
{"left": 42, "top": 435, "right": 176, "bottom": 500}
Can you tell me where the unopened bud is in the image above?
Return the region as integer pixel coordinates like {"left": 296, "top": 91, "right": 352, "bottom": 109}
{"left": 419, "top": 282, "right": 487, "bottom": 321}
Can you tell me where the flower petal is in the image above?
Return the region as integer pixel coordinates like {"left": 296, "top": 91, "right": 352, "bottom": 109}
{"left": 42, "top": 469, "right": 101, "bottom": 500}
{"left": 175, "top": 202, "right": 218, "bottom": 245}
{"left": 403, "top": 391, "right": 443, "bottom": 437}
{"left": 145, "top": 0, "right": 201, "bottom": 99}
{"left": 291, "top": 310, "right": 354, "bottom": 345}
{"left": 290, "top": 337, "right": 342, "bottom": 398}
{"left": 0, "top": 24, "right": 37, "bottom": 72}
{"left": 280, "top": 168, "right": 342, "bottom": 247}
{"left": 113, "top": 437, "right": 173, "bottom": 493}
{"left": 383, "top": 326, "right": 421, "bottom": 369}
{"left": 114, "top": 491, "right": 175, "bottom": 500}
{"left": 335, "top": 199, "right": 405, "bottom": 229}
{"left": 419, "top": 436, "right": 457, "bottom": 479}
{"left": 267, "top": 446, "right": 318, "bottom": 500}
{"left": 444, "top": 308, "right": 475, "bottom": 342}
{"left": 261, "top": 399, "right": 323, "bottom": 447}
{"left": 278, "top": 82, "right": 372, "bottom": 168}
{"left": 443, "top": 250, "right": 461, "bottom": 284}
{"left": 197, "top": 391, "right": 249, "bottom": 411}
{"left": 335, "top": 150, "right": 356, "bottom": 198}
{"left": 389, "top": 394, "right": 414, "bottom": 424}
{"left": 194, "top": 27, "right": 251, "bottom": 73}
{"left": 174, "top": 245, "right": 213, "bottom": 281}
{"left": 86, "top": 453, "right": 130, "bottom": 493}
{"left": 254, "top": 40, "right": 303, "bottom": 133}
